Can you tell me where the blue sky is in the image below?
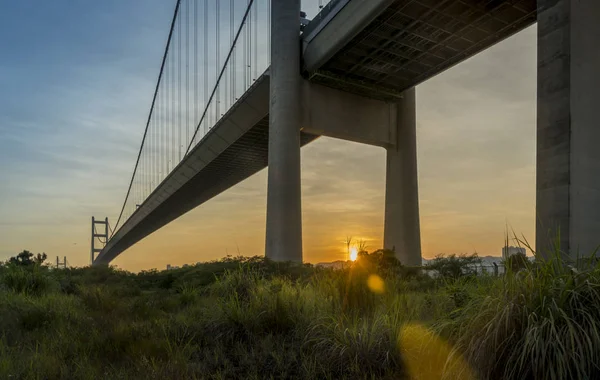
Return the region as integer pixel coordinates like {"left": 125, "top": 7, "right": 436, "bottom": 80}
{"left": 0, "top": 1, "right": 537, "bottom": 270}
{"left": 0, "top": 1, "right": 172, "bottom": 258}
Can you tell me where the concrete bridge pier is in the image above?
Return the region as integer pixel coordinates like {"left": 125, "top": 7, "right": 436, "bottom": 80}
{"left": 265, "top": 0, "right": 303, "bottom": 262}
{"left": 383, "top": 88, "right": 422, "bottom": 266}
{"left": 536, "top": 0, "right": 600, "bottom": 259}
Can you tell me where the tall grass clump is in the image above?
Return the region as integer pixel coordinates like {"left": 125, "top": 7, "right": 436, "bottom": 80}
{"left": 439, "top": 255, "right": 600, "bottom": 379}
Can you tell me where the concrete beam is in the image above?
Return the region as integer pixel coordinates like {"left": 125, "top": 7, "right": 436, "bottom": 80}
{"left": 302, "top": 0, "right": 394, "bottom": 73}
{"left": 383, "top": 88, "right": 422, "bottom": 266}
{"left": 536, "top": 0, "right": 600, "bottom": 259}
{"left": 301, "top": 80, "right": 397, "bottom": 148}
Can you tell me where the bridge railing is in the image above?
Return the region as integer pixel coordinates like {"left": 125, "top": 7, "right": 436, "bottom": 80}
{"left": 113, "top": 0, "right": 272, "bottom": 234}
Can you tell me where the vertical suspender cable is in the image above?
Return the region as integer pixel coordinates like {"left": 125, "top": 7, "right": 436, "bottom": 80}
{"left": 152, "top": 98, "right": 155, "bottom": 190}
{"left": 167, "top": 37, "right": 171, "bottom": 173}
{"left": 223, "top": 1, "right": 228, "bottom": 112}
{"left": 253, "top": 0, "right": 257, "bottom": 81}
{"left": 185, "top": 0, "right": 189, "bottom": 154}
{"left": 172, "top": 28, "right": 176, "bottom": 167}
{"left": 194, "top": 0, "right": 198, "bottom": 148}
{"left": 148, "top": 110, "right": 151, "bottom": 196}
{"left": 165, "top": 37, "right": 169, "bottom": 174}
{"left": 230, "top": 0, "right": 235, "bottom": 106}
{"left": 156, "top": 74, "right": 160, "bottom": 186}
{"left": 172, "top": 31, "right": 175, "bottom": 170}
{"left": 216, "top": 0, "right": 220, "bottom": 121}
{"left": 172, "top": 26, "right": 176, "bottom": 167}
{"left": 203, "top": 0, "right": 208, "bottom": 136}
{"left": 161, "top": 63, "right": 164, "bottom": 182}
{"left": 186, "top": 0, "right": 255, "bottom": 154}
{"left": 144, "top": 106, "right": 148, "bottom": 199}
{"left": 144, "top": 119, "right": 147, "bottom": 198}
{"left": 178, "top": 12, "right": 182, "bottom": 161}
{"left": 170, "top": 30, "right": 174, "bottom": 171}
{"left": 267, "top": 0, "right": 271, "bottom": 64}
{"left": 248, "top": 0, "right": 251, "bottom": 86}
{"left": 242, "top": 0, "right": 250, "bottom": 89}
{"left": 148, "top": 114, "right": 150, "bottom": 195}
{"left": 248, "top": 1, "right": 252, "bottom": 83}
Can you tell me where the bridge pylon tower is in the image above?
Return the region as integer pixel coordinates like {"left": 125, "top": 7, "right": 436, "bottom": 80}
{"left": 90, "top": 216, "right": 109, "bottom": 265}
{"left": 55, "top": 256, "right": 67, "bottom": 269}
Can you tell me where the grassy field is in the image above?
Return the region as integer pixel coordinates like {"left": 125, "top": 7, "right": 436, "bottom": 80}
{"left": 1, "top": 250, "right": 599, "bottom": 379}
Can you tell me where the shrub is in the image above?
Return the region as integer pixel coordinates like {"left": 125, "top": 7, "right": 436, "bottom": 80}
{"left": 57, "top": 275, "right": 81, "bottom": 295}
{"left": 1, "top": 265, "right": 56, "bottom": 296}
{"left": 355, "top": 248, "right": 405, "bottom": 277}
{"left": 426, "top": 253, "right": 482, "bottom": 280}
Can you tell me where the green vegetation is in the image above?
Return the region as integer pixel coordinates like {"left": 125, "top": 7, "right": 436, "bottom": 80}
{"left": 503, "top": 251, "right": 530, "bottom": 272}
{"left": 1, "top": 249, "right": 599, "bottom": 379}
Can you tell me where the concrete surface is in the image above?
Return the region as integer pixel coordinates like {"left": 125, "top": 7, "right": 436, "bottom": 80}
{"left": 536, "top": 0, "right": 600, "bottom": 258}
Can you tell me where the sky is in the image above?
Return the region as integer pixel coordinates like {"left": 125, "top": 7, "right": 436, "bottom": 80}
{"left": 0, "top": 1, "right": 537, "bottom": 271}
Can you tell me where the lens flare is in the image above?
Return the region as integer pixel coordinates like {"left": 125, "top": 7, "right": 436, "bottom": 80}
{"left": 399, "top": 323, "right": 475, "bottom": 380}
{"left": 367, "top": 274, "right": 385, "bottom": 294}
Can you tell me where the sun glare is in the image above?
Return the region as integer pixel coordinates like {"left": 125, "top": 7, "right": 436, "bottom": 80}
{"left": 349, "top": 247, "right": 358, "bottom": 261}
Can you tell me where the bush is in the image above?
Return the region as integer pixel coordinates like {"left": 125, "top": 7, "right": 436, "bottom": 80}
{"left": 1, "top": 265, "right": 56, "bottom": 296}
{"left": 425, "top": 253, "right": 482, "bottom": 280}
{"left": 57, "top": 275, "right": 81, "bottom": 295}
{"left": 355, "top": 249, "right": 405, "bottom": 276}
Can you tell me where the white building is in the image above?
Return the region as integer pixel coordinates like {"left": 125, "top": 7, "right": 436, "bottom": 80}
{"left": 502, "top": 246, "right": 526, "bottom": 260}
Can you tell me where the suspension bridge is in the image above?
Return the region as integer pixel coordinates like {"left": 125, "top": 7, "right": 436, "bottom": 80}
{"left": 93, "top": 0, "right": 600, "bottom": 265}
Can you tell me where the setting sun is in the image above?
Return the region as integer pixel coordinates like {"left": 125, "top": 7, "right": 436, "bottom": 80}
{"left": 349, "top": 247, "right": 358, "bottom": 261}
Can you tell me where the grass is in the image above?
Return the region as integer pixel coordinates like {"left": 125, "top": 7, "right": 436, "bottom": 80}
{"left": 0, "top": 252, "right": 599, "bottom": 379}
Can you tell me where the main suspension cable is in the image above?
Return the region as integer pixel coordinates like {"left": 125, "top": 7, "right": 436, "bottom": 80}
{"left": 111, "top": 0, "right": 182, "bottom": 237}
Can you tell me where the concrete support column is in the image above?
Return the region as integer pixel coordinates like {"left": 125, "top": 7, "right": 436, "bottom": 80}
{"left": 384, "top": 87, "right": 422, "bottom": 266}
{"left": 536, "top": 0, "right": 600, "bottom": 258}
{"left": 265, "top": 0, "right": 303, "bottom": 262}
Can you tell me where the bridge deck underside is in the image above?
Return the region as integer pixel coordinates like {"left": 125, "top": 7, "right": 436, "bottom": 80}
{"left": 98, "top": 117, "right": 317, "bottom": 264}
{"left": 311, "top": 0, "right": 536, "bottom": 99}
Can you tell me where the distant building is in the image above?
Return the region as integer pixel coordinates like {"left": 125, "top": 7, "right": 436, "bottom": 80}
{"left": 502, "top": 246, "right": 526, "bottom": 260}
{"left": 315, "top": 261, "right": 347, "bottom": 270}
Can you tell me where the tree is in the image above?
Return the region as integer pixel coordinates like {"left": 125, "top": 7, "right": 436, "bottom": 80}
{"left": 426, "top": 253, "right": 482, "bottom": 280}
{"left": 355, "top": 249, "right": 404, "bottom": 277}
{"left": 8, "top": 250, "right": 47, "bottom": 266}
